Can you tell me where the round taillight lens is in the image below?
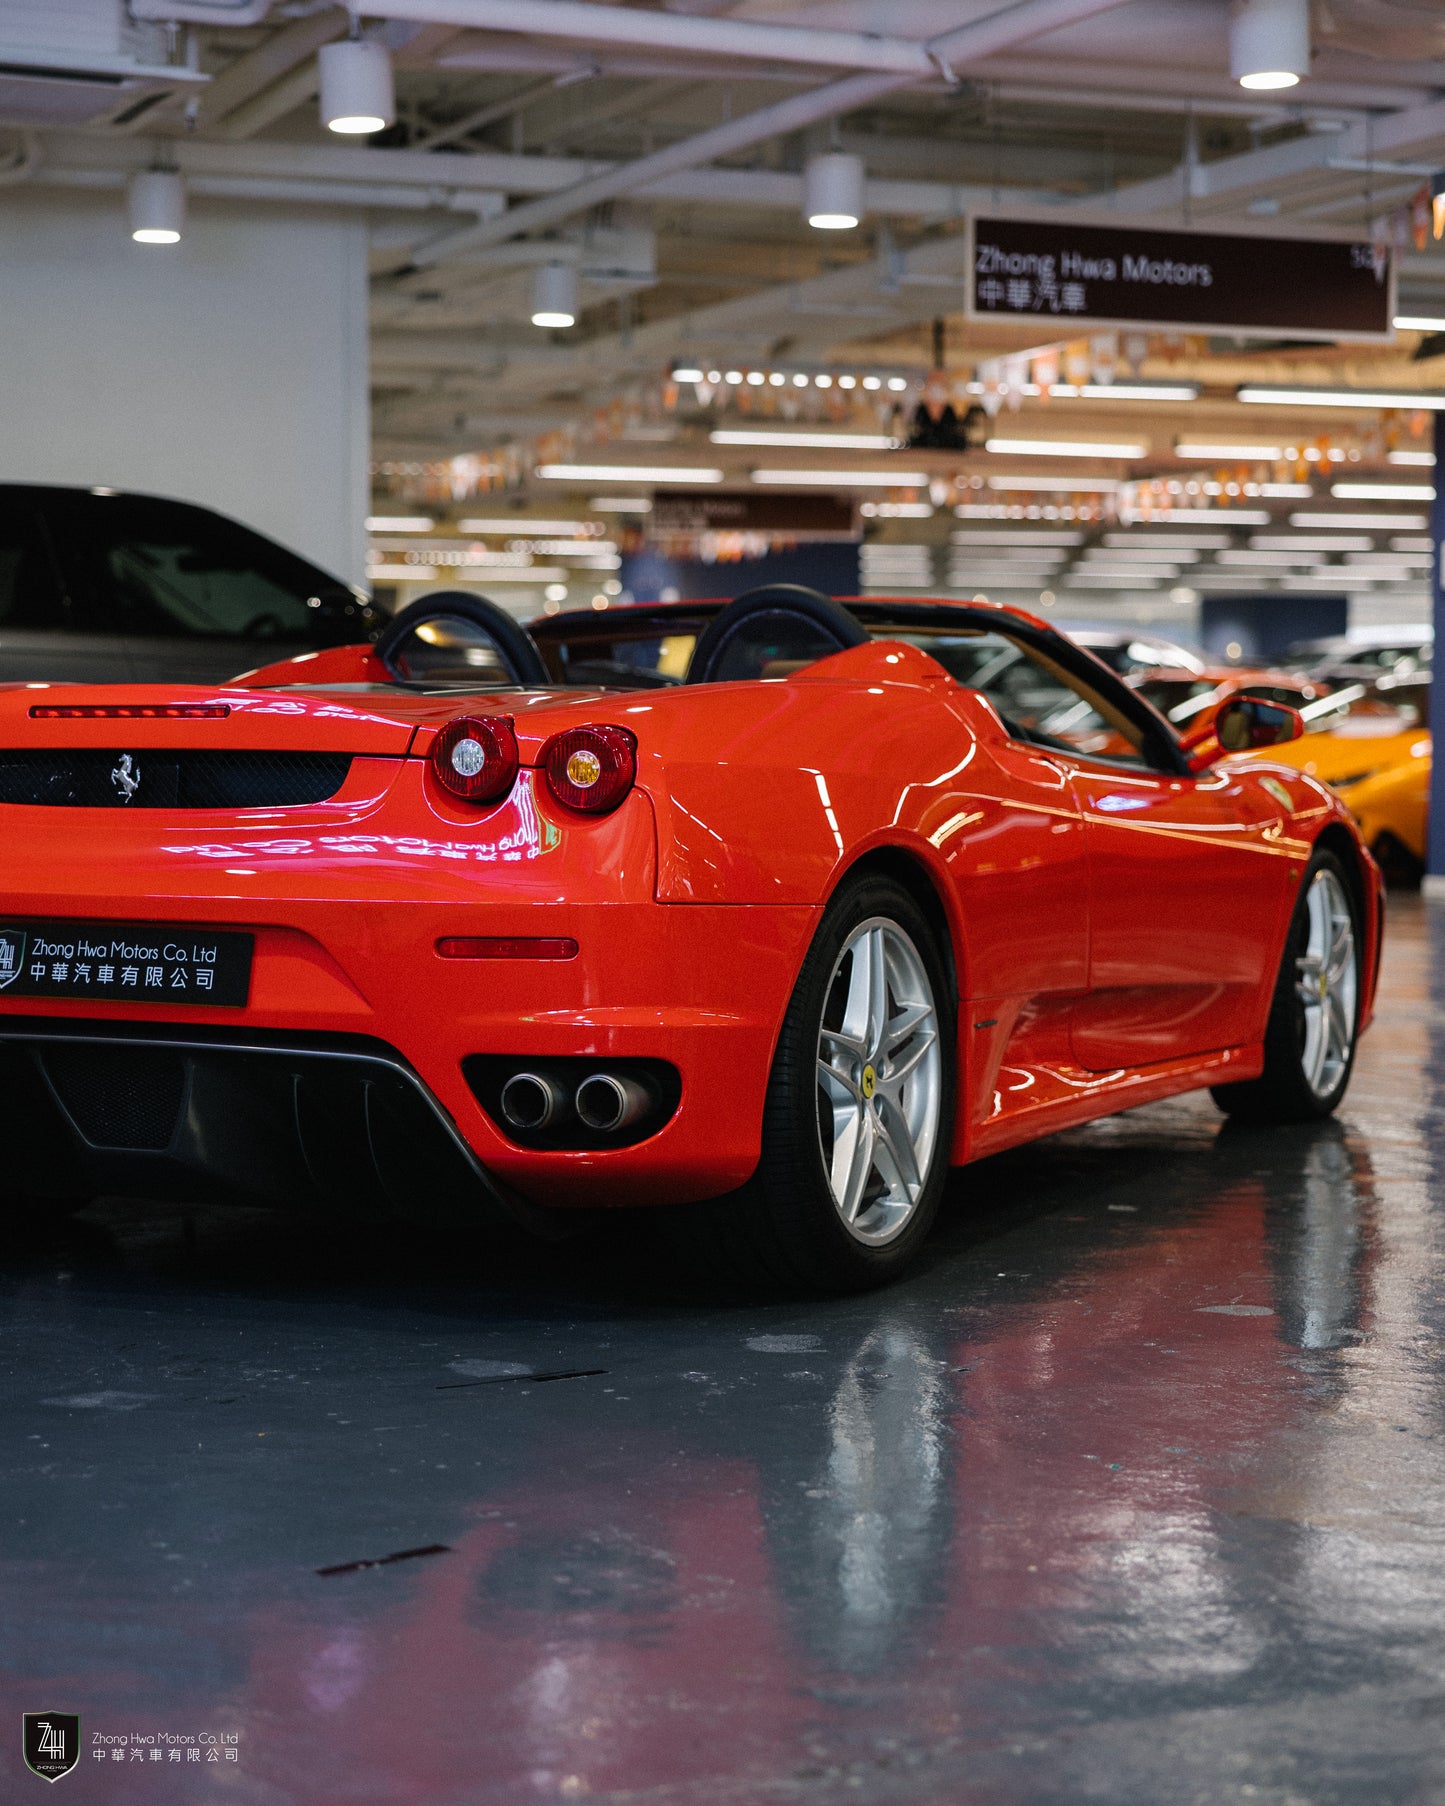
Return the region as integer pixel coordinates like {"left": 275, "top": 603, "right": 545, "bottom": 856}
{"left": 541, "top": 724, "right": 637, "bottom": 813}
{"left": 429, "top": 715, "right": 519, "bottom": 803}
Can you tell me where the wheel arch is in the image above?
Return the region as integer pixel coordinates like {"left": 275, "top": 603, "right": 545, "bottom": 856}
{"left": 823, "top": 842, "right": 963, "bottom": 1003}
{"left": 1311, "top": 818, "right": 1384, "bottom": 1022}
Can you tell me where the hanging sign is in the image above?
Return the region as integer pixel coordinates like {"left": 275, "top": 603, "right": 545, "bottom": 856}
{"left": 967, "top": 216, "right": 1394, "bottom": 342}
{"left": 651, "top": 491, "right": 856, "bottom": 535}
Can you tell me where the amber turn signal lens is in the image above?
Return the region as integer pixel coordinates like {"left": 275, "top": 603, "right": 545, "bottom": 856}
{"left": 429, "top": 715, "right": 519, "bottom": 803}
{"left": 541, "top": 724, "right": 637, "bottom": 813}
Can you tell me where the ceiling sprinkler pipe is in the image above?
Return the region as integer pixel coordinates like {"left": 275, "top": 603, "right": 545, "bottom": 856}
{"left": 129, "top": 0, "right": 276, "bottom": 23}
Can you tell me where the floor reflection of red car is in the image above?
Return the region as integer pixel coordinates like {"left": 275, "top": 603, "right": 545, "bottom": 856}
{"left": 222, "top": 1130, "right": 1373, "bottom": 1804}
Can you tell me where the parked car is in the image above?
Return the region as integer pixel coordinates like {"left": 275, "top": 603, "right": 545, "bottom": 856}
{"left": 1064, "top": 628, "right": 1206, "bottom": 677}
{"left": 0, "top": 586, "right": 1379, "bottom": 1293}
{"left": 1283, "top": 629, "right": 1432, "bottom": 686}
{"left": 1127, "top": 665, "right": 1325, "bottom": 731}
{"left": 0, "top": 483, "right": 378, "bottom": 684}
{"left": 1343, "top": 747, "right": 1430, "bottom": 883}
{"left": 1254, "top": 677, "right": 1432, "bottom": 883}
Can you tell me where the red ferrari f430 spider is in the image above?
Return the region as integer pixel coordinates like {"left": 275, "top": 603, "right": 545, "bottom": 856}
{"left": 0, "top": 587, "right": 1381, "bottom": 1291}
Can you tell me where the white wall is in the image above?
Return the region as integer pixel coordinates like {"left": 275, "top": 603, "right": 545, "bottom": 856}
{"left": 0, "top": 186, "right": 368, "bottom": 585}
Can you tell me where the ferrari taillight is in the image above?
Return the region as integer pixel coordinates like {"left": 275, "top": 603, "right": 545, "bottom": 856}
{"left": 429, "top": 715, "right": 519, "bottom": 803}
{"left": 540, "top": 725, "right": 637, "bottom": 814}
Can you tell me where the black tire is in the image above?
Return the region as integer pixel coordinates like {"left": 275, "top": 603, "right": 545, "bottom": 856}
{"left": 1211, "top": 847, "right": 1362, "bottom": 1124}
{"left": 662, "top": 874, "right": 956, "bottom": 1293}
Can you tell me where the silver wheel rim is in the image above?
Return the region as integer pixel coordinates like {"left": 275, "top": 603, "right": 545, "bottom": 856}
{"left": 815, "top": 917, "right": 943, "bottom": 1246}
{"left": 1295, "top": 868, "right": 1357, "bottom": 1101}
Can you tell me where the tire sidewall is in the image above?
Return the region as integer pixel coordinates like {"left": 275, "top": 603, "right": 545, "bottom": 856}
{"left": 1271, "top": 847, "right": 1362, "bottom": 1117}
{"left": 758, "top": 874, "right": 957, "bottom": 1287}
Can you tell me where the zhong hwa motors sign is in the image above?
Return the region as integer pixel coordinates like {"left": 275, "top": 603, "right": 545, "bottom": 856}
{"left": 967, "top": 216, "right": 1393, "bottom": 342}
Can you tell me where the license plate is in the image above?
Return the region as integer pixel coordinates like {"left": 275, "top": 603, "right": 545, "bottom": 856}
{"left": 0, "top": 920, "right": 252, "bottom": 1007}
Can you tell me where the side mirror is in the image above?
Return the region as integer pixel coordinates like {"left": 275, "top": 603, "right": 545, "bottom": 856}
{"left": 1182, "top": 696, "right": 1305, "bottom": 772}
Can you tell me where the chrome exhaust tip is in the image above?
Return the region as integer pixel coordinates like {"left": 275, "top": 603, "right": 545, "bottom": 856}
{"left": 575, "top": 1072, "right": 649, "bottom": 1133}
{"left": 499, "top": 1071, "right": 561, "bottom": 1132}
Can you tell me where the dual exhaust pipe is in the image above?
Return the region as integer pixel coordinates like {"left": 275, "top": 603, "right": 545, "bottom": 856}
{"left": 500, "top": 1068, "right": 651, "bottom": 1137}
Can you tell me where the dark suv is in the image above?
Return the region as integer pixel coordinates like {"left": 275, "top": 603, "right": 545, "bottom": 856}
{"left": 0, "top": 484, "right": 379, "bottom": 685}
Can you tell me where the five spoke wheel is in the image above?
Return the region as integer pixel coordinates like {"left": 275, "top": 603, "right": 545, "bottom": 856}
{"left": 816, "top": 918, "right": 942, "bottom": 1245}
{"left": 1294, "top": 865, "right": 1358, "bottom": 1102}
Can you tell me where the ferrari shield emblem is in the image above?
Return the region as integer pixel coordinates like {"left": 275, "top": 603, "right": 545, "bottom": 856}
{"left": 23, "top": 1713, "right": 79, "bottom": 1783}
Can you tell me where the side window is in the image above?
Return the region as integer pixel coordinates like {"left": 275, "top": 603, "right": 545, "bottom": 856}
{"left": 88, "top": 500, "right": 334, "bottom": 642}
{"left": 0, "top": 507, "right": 67, "bottom": 629}
{"left": 900, "top": 628, "right": 1156, "bottom": 769}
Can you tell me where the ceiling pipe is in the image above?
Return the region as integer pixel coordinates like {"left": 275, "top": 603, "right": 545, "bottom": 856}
{"left": 401, "top": 0, "right": 1137, "bottom": 271}
{"left": 360, "top": 0, "right": 939, "bottom": 78}
{"left": 130, "top": 0, "right": 275, "bottom": 22}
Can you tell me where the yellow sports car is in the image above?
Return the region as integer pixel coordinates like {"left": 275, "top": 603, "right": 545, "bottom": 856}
{"left": 1343, "top": 740, "right": 1430, "bottom": 879}
{"left": 1257, "top": 679, "right": 1430, "bottom": 881}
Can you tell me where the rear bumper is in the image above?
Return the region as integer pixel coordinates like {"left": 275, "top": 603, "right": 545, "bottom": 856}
{"left": 0, "top": 1016, "right": 527, "bottom": 1225}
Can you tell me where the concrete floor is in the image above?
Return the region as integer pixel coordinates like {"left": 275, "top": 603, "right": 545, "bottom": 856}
{"left": 3, "top": 899, "right": 1443, "bottom": 1806}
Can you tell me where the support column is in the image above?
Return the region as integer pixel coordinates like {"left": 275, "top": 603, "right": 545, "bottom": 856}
{"left": 1429, "top": 407, "right": 1445, "bottom": 885}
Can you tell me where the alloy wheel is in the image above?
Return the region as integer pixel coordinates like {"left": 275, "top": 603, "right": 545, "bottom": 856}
{"left": 1295, "top": 866, "right": 1358, "bottom": 1101}
{"left": 815, "top": 918, "right": 943, "bottom": 1245}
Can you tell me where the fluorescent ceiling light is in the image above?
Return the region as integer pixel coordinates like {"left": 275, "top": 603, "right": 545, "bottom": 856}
{"left": 1079, "top": 383, "right": 1197, "bottom": 402}
{"left": 860, "top": 501, "right": 934, "bottom": 517}
{"left": 1102, "top": 533, "right": 1229, "bottom": 550}
{"left": 1331, "top": 481, "right": 1434, "bottom": 501}
{"left": 1390, "top": 536, "right": 1432, "bottom": 551}
{"left": 1394, "top": 316, "right": 1445, "bottom": 332}
{"left": 1082, "top": 547, "right": 1198, "bottom": 562}
{"left": 1175, "top": 442, "right": 1283, "bottom": 460}
{"left": 1239, "top": 386, "right": 1445, "bottom": 410}
{"left": 986, "top": 438, "right": 1147, "bottom": 458}
{"left": 1250, "top": 534, "right": 1373, "bottom": 551}
{"left": 1012, "top": 382, "right": 1197, "bottom": 401}
{"left": 1290, "top": 511, "right": 1427, "bottom": 528}
{"left": 1215, "top": 548, "right": 1319, "bottom": 565}
{"left": 366, "top": 515, "right": 433, "bottom": 532}
{"left": 987, "top": 476, "right": 1120, "bottom": 492}
{"left": 457, "top": 518, "right": 596, "bottom": 534}
{"left": 589, "top": 496, "right": 653, "bottom": 513}
{"left": 1066, "top": 572, "right": 1165, "bottom": 586}
{"left": 1119, "top": 508, "right": 1271, "bottom": 525}
{"left": 710, "top": 430, "right": 898, "bottom": 449}
{"left": 951, "top": 529, "right": 1084, "bottom": 545}
{"left": 1259, "top": 483, "right": 1314, "bottom": 497}
{"left": 751, "top": 469, "right": 927, "bottom": 486}
{"left": 1388, "top": 450, "right": 1435, "bottom": 466}
{"left": 672, "top": 367, "right": 705, "bottom": 383}
{"left": 367, "top": 565, "right": 565, "bottom": 583}
{"left": 537, "top": 465, "right": 724, "bottom": 483}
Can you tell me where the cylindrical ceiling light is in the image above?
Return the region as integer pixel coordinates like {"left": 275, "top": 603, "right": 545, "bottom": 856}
{"left": 531, "top": 261, "right": 578, "bottom": 329}
{"left": 319, "top": 36, "right": 395, "bottom": 135}
{"left": 1229, "top": 0, "right": 1309, "bottom": 90}
{"left": 804, "top": 152, "right": 863, "bottom": 230}
{"left": 128, "top": 169, "right": 185, "bottom": 245}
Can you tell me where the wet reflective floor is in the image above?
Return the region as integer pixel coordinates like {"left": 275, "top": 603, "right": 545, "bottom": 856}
{"left": 3, "top": 899, "right": 1444, "bottom": 1805}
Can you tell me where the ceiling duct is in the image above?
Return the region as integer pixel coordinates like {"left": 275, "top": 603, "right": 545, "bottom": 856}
{"left": 0, "top": 0, "right": 205, "bottom": 128}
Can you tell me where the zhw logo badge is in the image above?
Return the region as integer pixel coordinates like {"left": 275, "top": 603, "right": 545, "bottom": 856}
{"left": 23, "top": 1714, "right": 79, "bottom": 1784}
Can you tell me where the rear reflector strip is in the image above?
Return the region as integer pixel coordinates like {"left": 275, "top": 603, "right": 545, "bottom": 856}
{"left": 29, "top": 704, "right": 231, "bottom": 720}
{"left": 436, "top": 936, "right": 578, "bottom": 961}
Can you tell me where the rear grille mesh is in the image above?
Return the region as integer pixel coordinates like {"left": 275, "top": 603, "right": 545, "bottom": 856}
{"left": 0, "top": 750, "right": 351, "bottom": 808}
{"left": 40, "top": 1044, "right": 186, "bottom": 1150}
